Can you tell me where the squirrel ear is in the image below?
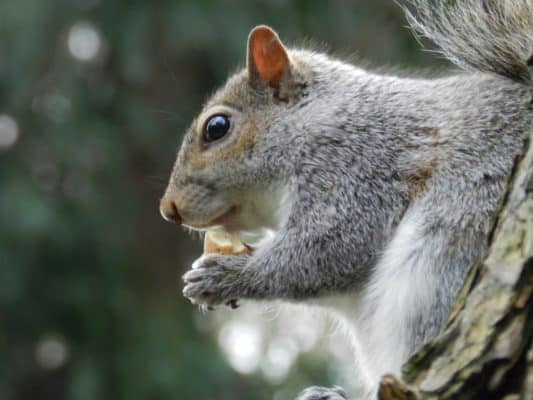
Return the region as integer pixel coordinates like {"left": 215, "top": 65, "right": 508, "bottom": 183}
{"left": 247, "top": 25, "right": 290, "bottom": 89}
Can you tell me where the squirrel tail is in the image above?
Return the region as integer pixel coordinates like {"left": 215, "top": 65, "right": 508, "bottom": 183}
{"left": 401, "top": 0, "right": 533, "bottom": 84}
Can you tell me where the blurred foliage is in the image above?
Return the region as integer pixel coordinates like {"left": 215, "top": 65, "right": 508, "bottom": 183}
{"left": 0, "top": 1, "right": 445, "bottom": 399}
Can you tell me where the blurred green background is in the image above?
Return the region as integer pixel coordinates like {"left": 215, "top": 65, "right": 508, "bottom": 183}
{"left": 0, "top": 1, "right": 446, "bottom": 399}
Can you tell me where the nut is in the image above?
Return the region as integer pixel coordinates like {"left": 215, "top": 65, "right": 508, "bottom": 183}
{"left": 203, "top": 231, "right": 251, "bottom": 256}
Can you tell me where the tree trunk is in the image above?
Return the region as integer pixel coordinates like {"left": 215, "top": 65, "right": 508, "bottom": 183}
{"left": 378, "top": 128, "right": 533, "bottom": 400}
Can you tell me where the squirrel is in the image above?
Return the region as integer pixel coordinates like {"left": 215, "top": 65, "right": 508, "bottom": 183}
{"left": 160, "top": 1, "right": 532, "bottom": 399}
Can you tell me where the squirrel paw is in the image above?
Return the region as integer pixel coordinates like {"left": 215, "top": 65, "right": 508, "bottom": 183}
{"left": 296, "top": 386, "right": 348, "bottom": 400}
{"left": 182, "top": 254, "right": 248, "bottom": 309}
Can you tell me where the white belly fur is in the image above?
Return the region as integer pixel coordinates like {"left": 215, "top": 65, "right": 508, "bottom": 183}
{"left": 314, "top": 208, "right": 436, "bottom": 395}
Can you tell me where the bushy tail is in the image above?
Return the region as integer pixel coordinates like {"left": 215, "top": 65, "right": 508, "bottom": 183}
{"left": 401, "top": 0, "right": 533, "bottom": 84}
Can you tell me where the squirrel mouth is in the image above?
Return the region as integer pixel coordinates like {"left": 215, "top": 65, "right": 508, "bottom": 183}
{"left": 184, "top": 205, "right": 239, "bottom": 230}
{"left": 210, "top": 205, "right": 239, "bottom": 227}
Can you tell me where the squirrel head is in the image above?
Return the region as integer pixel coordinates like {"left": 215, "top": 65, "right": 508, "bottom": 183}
{"left": 160, "top": 26, "right": 305, "bottom": 233}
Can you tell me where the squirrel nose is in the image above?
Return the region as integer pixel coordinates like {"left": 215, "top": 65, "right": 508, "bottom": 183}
{"left": 160, "top": 198, "right": 182, "bottom": 224}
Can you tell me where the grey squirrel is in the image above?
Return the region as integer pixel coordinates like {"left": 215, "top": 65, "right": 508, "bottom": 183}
{"left": 160, "top": 1, "right": 533, "bottom": 399}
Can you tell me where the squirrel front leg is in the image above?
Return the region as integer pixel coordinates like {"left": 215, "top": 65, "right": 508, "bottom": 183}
{"left": 182, "top": 203, "right": 379, "bottom": 307}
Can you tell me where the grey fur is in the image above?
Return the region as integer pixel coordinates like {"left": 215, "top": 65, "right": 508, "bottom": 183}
{"left": 402, "top": 0, "right": 533, "bottom": 83}
{"left": 296, "top": 386, "right": 348, "bottom": 400}
{"left": 164, "top": 1, "right": 533, "bottom": 399}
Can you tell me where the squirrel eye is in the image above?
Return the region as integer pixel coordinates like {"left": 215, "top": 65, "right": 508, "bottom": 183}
{"left": 203, "top": 115, "right": 231, "bottom": 143}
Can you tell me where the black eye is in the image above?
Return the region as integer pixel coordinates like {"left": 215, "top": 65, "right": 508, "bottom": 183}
{"left": 203, "top": 115, "right": 231, "bottom": 143}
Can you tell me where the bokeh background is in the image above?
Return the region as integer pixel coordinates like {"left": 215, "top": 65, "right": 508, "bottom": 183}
{"left": 0, "top": 1, "right": 448, "bottom": 399}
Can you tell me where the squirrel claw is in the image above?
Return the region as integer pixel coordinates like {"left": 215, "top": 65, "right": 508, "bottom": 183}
{"left": 226, "top": 299, "right": 239, "bottom": 309}
{"left": 182, "top": 254, "right": 248, "bottom": 308}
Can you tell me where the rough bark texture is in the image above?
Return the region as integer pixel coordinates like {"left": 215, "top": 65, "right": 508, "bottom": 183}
{"left": 378, "top": 127, "right": 533, "bottom": 400}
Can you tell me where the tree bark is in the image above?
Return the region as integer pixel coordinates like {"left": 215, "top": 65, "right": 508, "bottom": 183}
{"left": 378, "top": 128, "right": 533, "bottom": 400}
